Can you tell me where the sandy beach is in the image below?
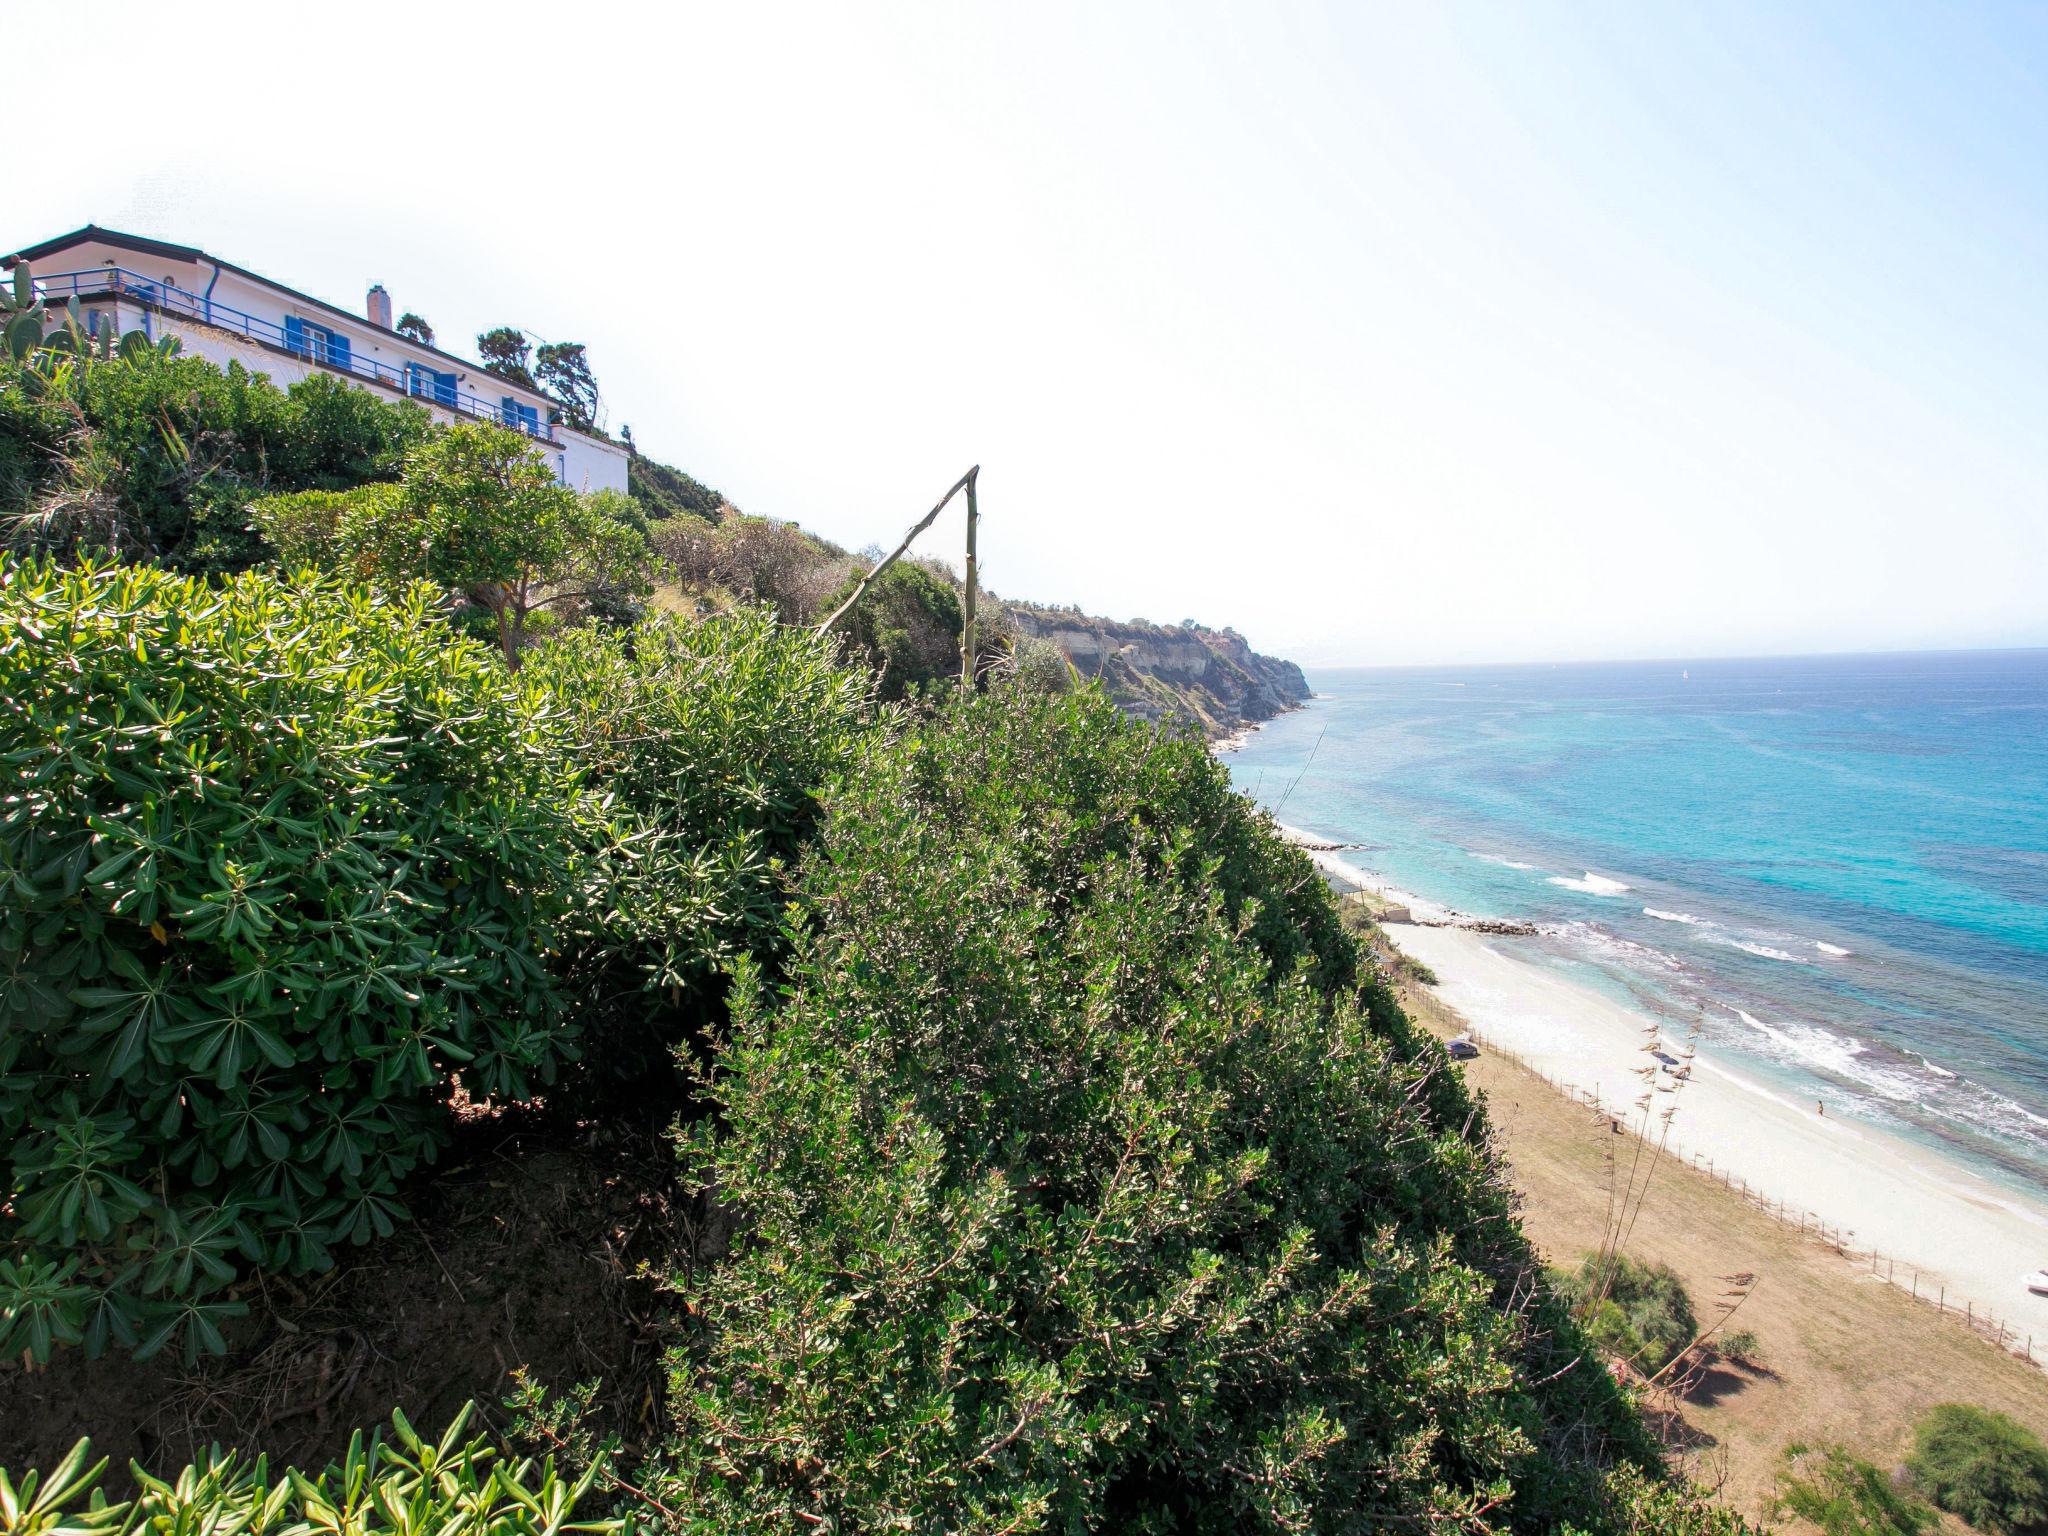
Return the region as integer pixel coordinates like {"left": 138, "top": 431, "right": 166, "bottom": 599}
{"left": 1278, "top": 827, "right": 2048, "bottom": 1355}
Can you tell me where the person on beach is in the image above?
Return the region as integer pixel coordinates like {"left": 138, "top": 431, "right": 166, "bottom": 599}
{"left": 1816, "top": 1100, "right": 1825, "bottom": 1117}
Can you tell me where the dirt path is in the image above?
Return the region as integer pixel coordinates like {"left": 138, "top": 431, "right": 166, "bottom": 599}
{"left": 1401, "top": 981, "right": 2048, "bottom": 1523}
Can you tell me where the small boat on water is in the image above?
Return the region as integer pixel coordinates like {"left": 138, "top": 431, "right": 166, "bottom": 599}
{"left": 2027, "top": 1269, "right": 2048, "bottom": 1297}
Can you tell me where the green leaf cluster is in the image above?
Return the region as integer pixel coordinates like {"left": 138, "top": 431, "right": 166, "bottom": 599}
{"left": 653, "top": 687, "right": 1733, "bottom": 1534}
{"left": 1907, "top": 1403, "right": 2048, "bottom": 1535}
{"left": 824, "top": 559, "right": 963, "bottom": 701}
{"left": 1776, "top": 1444, "right": 1937, "bottom": 1536}
{"left": 0, "top": 349, "right": 431, "bottom": 574}
{"left": 0, "top": 556, "right": 595, "bottom": 1365}
{"left": 252, "top": 424, "right": 651, "bottom": 666}
{"left": 521, "top": 606, "right": 873, "bottom": 1085}
{"left": 1552, "top": 1252, "right": 1700, "bottom": 1376}
{"left": 0, "top": 1405, "right": 623, "bottom": 1536}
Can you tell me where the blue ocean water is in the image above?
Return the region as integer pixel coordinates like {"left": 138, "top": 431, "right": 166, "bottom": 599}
{"left": 1225, "top": 650, "right": 2048, "bottom": 1197}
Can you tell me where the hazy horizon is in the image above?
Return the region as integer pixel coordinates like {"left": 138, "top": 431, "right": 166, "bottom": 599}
{"left": 13, "top": 1, "right": 2046, "bottom": 667}
{"left": 1301, "top": 640, "right": 2048, "bottom": 673}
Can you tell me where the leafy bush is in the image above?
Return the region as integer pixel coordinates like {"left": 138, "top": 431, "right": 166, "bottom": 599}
{"left": 1776, "top": 1444, "right": 1937, "bottom": 1536}
{"left": 1001, "top": 633, "right": 1074, "bottom": 694}
{"left": 627, "top": 452, "right": 727, "bottom": 523}
{"left": 1715, "top": 1328, "right": 1763, "bottom": 1367}
{"left": 1907, "top": 1403, "right": 2048, "bottom": 1535}
{"left": 520, "top": 608, "right": 872, "bottom": 1087}
{"left": 255, "top": 425, "right": 651, "bottom": 665}
{"left": 651, "top": 513, "right": 851, "bottom": 625}
{"left": 824, "top": 559, "right": 964, "bottom": 700}
{"left": 0, "top": 1405, "right": 622, "bottom": 1536}
{"left": 650, "top": 689, "right": 1713, "bottom": 1533}
{"left": 1554, "top": 1253, "right": 1699, "bottom": 1375}
{"left": 0, "top": 350, "right": 429, "bottom": 573}
{"left": 0, "top": 557, "right": 601, "bottom": 1364}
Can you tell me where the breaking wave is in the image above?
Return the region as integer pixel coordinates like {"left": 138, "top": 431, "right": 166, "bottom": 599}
{"left": 1723, "top": 939, "right": 1807, "bottom": 964}
{"left": 1547, "top": 871, "right": 1631, "bottom": 896}
{"left": 1643, "top": 907, "right": 1710, "bottom": 927}
{"left": 1814, "top": 941, "right": 1853, "bottom": 957}
{"left": 1726, "top": 1008, "right": 1918, "bottom": 1103}
{"left": 1545, "top": 920, "right": 1688, "bottom": 976}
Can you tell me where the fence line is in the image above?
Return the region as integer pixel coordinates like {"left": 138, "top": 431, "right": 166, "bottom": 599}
{"left": 1457, "top": 1028, "right": 2040, "bottom": 1371}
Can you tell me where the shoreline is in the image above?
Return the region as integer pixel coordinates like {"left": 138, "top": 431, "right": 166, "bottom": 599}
{"left": 1276, "top": 819, "right": 2048, "bottom": 1364}
{"left": 1398, "top": 965, "right": 2048, "bottom": 1519}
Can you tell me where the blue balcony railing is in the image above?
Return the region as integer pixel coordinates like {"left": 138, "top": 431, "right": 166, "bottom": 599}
{"left": 26, "top": 267, "right": 557, "bottom": 442}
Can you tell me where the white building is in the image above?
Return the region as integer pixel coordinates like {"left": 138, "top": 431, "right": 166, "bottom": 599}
{"left": 1, "top": 225, "right": 629, "bottom": 495}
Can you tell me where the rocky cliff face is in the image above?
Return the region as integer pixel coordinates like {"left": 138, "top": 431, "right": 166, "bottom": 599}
{"left": 1007, "top": 606, "right": 1310, "bottom": 740}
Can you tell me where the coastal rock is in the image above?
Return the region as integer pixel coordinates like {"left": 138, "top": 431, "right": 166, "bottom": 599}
{"left": 1008, "top": 606, "right": 1308, "bottom": 740}
{"left": 1458, "top": 917, "right": 1539, "bottom": 936}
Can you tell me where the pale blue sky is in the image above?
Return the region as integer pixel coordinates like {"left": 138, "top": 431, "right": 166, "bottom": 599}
{"left": 13, "top": 1, "right": 2046, "bottom": 664}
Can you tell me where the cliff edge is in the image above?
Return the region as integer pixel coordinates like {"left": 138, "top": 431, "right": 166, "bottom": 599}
{"left": 1008, "top": 605, "right": 1309, "bottom": 740}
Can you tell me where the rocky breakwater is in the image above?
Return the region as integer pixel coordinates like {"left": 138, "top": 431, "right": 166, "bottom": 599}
{"left": 1007, "top": 606, "right": 1309, "bottom": 739}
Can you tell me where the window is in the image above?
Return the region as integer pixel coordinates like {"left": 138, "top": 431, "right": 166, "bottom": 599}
{"left": 283, "top": 315, "right": 351, "bottom": 370}
{"left": 500, "top": 397, "right": 541, "bottom": 436}
{"left": 407, "top": 362, "right": 458, "bottom": 406}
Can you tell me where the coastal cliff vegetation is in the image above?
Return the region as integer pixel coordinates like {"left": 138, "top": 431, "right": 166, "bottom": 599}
{"left": 2, "top": 339, "right": 1748, "bottom": 1532}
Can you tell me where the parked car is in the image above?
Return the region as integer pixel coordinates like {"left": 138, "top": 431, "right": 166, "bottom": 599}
{"left": 1446, "top": 1035, "right": 1480, "bottom": 1060}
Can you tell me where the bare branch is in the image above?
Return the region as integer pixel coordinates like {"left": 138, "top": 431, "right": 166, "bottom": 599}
{"left": 815, "top": 465, "right": 978, "bottom": 635}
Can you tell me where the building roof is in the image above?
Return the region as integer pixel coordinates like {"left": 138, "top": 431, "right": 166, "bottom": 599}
{"left": 3, "top": 224, "right": 552, "bottom": 405}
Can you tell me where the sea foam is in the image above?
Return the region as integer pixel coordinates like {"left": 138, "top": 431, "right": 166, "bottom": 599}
{"left": 1727, "top": 1008, "right": 1920, "bottom": 1104}
{"left": 1468, "top": 851, "right": 1537, "bottom": 871}
{"left": 1547, "top": 871, "right": 1630, "bottom": 896}
{"left": 1724, "top": 939, "right": 1807, "bottom": 964}
{"left": 1814, "top": 941, "right": 1853, "bottom": 958}
{"left": 1643, "top": 907, "right": 1710, "bottom": 926}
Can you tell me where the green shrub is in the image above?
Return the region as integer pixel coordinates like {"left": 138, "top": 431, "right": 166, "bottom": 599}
{"left": 825, "top": 559, "right": 963, "bottom": 700}
{"left": 0, "top": 557, "right": 599, "bottom": 1364}
{"left": 1776, "top": 1444, "right": 1936, "bottom": 1536}
{"left": 650, "top": 690, "right": 1713, "bottom": 1533}
{"left": 627, "top": 452, "right": 726, "bottom": 522}
{"left": 0, "top": 1405, "right": 622, "bottom": 1536}
{"left": 1715, "top": 1328, "right": 1763, "bottom": 1367}
{"left": 1907, "top": 1403, "right": 2048, "bottom": 1535}
{"left": 1554, "top": 1253, "right": 1699, "bottom": 1374}
{"left": 520, "top": 608, "right": 872, "bottom": 1087}
{"left": 0, "top": 350, "right": 429, "bottom": 573}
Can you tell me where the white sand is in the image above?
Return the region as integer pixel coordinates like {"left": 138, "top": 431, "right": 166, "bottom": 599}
{"left": 1390, "top": 922, "right": 2048, "bottom": 1349}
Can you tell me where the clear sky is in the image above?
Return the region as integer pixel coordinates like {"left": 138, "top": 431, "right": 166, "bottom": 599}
{"left": 13, "top": 1, "right": 2046, "bottom": 665}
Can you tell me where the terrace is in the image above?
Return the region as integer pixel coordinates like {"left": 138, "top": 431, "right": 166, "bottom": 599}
{"left": 26, "top": 266, "right": 557, "bottom": 442}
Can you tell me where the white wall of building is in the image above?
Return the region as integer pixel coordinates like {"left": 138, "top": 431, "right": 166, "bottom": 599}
{"left": 16, "top": 236, "right": 630, "bottom": 495}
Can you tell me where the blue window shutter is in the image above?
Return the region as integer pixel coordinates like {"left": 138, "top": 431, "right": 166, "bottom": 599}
{"left": 501, "top": 396, "right": 519, "bottom": 428}
{"left": 328, "top": 331, "right": 351, "bottom": 371}
{"left": 284, "top": 316, "right": 306, "bottom": 356}
{"left": 436, "top": 371, "right": 456, "bottom": 406}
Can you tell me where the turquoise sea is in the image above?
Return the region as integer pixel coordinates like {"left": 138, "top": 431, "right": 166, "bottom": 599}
{"left": 1225, "top": 650, "right": 2048, "bottom": 1199}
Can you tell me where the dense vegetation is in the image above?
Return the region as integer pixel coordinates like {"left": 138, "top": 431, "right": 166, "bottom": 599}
{"left": 1775, "top": 1443, "right": 1938, "bottom": 1536}
{"left": 252, "top": 423, "right": 651, "bottom": 663}
{"left": 0, "top": 1406, "right": 618, "bottom": 1536}
{"left": 0, "top": 560, "right": 598, "bottom": 1364}
{"left": 0, "top": 353, "right": 430, "bottom": 573}
{"left": 645, "top": 690, "right": 1722, "bottom": 1532}
{"left": 1553, "top": 1253, "right": 1700, "bottom": 1377}
{"left": 1907, "top": 1403, "right": 2048, "bottom": 1535}
{"left": 627, "top": 450, "right": 727, "bottom": 523}
{"left": 0, "top": 340, "right": 1751, "bottom": 1532}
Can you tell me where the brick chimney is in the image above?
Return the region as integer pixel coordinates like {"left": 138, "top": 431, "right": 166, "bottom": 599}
{"left": 366, "top": 283, "right": 393, "bottom": 329}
